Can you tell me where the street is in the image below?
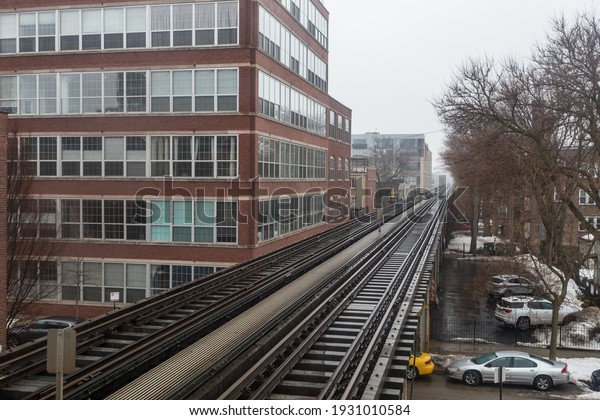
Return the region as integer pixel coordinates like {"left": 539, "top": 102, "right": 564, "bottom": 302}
{"left": 407, "top": 367, "right": 583, "bottom": 400}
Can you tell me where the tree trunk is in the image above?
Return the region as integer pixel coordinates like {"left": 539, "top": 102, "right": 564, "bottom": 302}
{"left": 470, "top": 190, "right": 481, "bottom": 255}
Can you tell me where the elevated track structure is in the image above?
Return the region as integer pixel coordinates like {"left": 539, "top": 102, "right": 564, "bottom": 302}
{"left": 0, "top": 196, "right": 446, "bottom": 400}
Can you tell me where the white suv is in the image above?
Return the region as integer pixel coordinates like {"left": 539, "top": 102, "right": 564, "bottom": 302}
{"left": 495, "top": 296, "right": 574, "bottom": 330}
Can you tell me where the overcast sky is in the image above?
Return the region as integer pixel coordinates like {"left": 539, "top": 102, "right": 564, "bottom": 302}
{"left": 325, "top": 0, "right": 600, "bottom": 167}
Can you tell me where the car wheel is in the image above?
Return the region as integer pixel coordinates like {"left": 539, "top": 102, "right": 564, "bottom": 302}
{"left": 533, "top": 375, "right": 553, "bottom": 391}
{"left": 462, "top": 370, "right": 481, "bottom": 386}
{"left": 7, "top": 336, "right": 18, "bottom": 349}
{"left": 407, "top": 365, "right": 419, "bottom": 380}
{"left": 516, "top": 316, "right": 530, "bottom": 331}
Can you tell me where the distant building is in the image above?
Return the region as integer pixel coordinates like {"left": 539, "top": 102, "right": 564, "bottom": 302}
{"left": 350, "top": 156, "right": 376, "bottom": 216}
{"left": 351, "top": 132, "right": 433, "bottom": 195}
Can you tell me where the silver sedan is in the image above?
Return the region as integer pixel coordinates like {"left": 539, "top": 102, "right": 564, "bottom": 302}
{"left": 445, "top": 350, "right": 570, "bottom": 391}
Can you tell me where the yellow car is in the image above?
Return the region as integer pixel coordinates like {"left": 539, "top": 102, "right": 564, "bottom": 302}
{"left": 407, "top": 352, "right": 435, "bottom": 379}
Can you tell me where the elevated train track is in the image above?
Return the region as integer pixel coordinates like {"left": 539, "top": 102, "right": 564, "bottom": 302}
{"left": 0, "top": 199, "right": 434, "bottom": 400}
{"left": 108, "top": 198, "right": 445, "bottom": 400}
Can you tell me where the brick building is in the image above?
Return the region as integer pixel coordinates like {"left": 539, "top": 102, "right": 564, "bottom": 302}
{"left": 0, "top": 0, "right": 351, "bottom": 318}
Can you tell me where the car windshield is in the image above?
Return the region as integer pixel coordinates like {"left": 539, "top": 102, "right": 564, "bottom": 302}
{"left": 472, "top": 352, "right": 498, "bottom": 365}
{"left": 490, "top": 278, "right": 504, "bottom": 284}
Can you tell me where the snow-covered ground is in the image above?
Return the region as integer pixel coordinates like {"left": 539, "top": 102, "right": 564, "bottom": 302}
{"left": 443, "top": 232, "right": 600, "bottom": 398}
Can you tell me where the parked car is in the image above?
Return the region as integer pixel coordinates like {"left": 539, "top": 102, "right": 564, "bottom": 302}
{"left": 488, "top": 274, "right": 536, "bottom": 298}
{"left": 406, "top": 351, "right": 435, "bottom": 379}
{"left": 591, "top": 369, "right": 600, "bottom": 391}
{"left": 495, "top": 295, "right": 575, "bottom": 330}
{"left": 7, "top": 316, "right": 87, "bottom": 348}
{"left": 445, "top": 350, "right": 570, "bottom": 391}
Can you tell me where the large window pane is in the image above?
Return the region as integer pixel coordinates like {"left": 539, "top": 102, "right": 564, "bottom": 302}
{"left": 19, "top": 75, "right": 37, "bottom": 114}
{"left": 39, "top": 74, "right": 57, "bottom": 114}
{"left": 151, "top": 71, "right": 170, "bottom": 112}
{"left": 104, "top": 8, "right": 124, "bottom": 48}
{"left": 60, "top": 10, "right": 79, "bottom": 50}
{"left": 82, "top": 73, "right": 102, "bottom": 113}
{"left": 126, "top": 72, "right": 146, "bottom": 112}
{"left": 0, "top": 14, "right": 17, "bottom": 53}
{"left": 151, "top": 5, "right": 171, "bottom": 47}
{"left": 173, "top": 4, "right": 193, "bottom": 46}
{"left": 173, "top": 71, "right": 192, "bottom": 112}
{"left": 126, "top": 7, "right": 146, "bottom": 48}
{"left": 19, "top": 13, "right": 36, "bottom": 52}
{"left": 104, "top": 72, "right": 124, "bottom": 112}
{"left": 38, "top": 11, "right": 56, "bottom": 51}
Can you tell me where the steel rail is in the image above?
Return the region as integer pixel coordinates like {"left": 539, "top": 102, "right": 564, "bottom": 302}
{"left": 339, "top": 201, "right": 445, "bottom": 399}
{"left": 106, "top": 200, "right": 434, "bottom": 400}
{"left": 169, "top": 200, "right": 436, "bottom": 398}
{"left": 221, "top": 203, "right": 435, "bottom": 400}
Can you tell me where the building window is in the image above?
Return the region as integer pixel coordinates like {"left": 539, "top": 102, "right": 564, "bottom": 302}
{"left": 104, "top": 8, "right": 124, "bottom": 49}
{"left": 2, "top": 68, "right": 238, "bottom": 116}
{"left": 580, "top": 189, "right": 596, "bottom": 205}
{"left": 126, "top": 200, "right": 147, "bottom": 240}
{"left": 82, "top": 200, "right": 102, "bottom": 238}
{"left": 217, "top": 2, "right": 238, "bottom": 45}
{"left": 59, "top": 10, "right": 80, "bottom": 51}
{"left": 151, "top": 5, "right": 171, "bottom": 47}
{"left": 258, "top": 71, "right": 326, "bottom": 136}
{"left": 0, "top": 14, "right": 17, "bottom": 53}
{"left": 329, "top": 156, "right": 335, "bottom": 180}
{"left": 82, "top": 73, "right": 102, "bottom": 113}
{"left": 151, "top": 136, "right": 171, "bottom": 176}
{"left": 337, "top": 157, "right": 343, "bottom": 180}
{"left": 148, "top": 200, "right": 237, "bottom": 244}
{"left": 194, "top": 201, "right": 214, "bottom": 243}
{"left": 259, "top": 6, "right": 326, "bottom": 92}
{"left": 173, "top": 71, "right": 193, "bottom": 112}
{"left": 126, "top": 136, "right": 147, "bottom": 176}
{"left": 126, "top": 7, "right": 146, "bottom": 48}
{"left": 16, "top": 134, "right": 237, "bottom": 179}
{"left": 82, "top": 9, "right": 102, "bottom": 50}
{"left": 59, "top": 261, "right": 219, "bottom": 303}
{"left": 195, "top": 136, "right": 214, "bottom": 177}
{"left": 104, "top": 136, "right": 124, "bottom": 176}
{"left": 18, "top": 13, "right": 36, "bottom": 53}
{"left": 258, "top": 194, "right": 324, "bottom": 242}
{"left": 104, "top": 200, "right": 124, "bottom": 239}
{"left": 82, "top": 136, "right": 102, "bottom": 176}
{"left": 61, "top": 137, "right": 81, "bottom": 176}
{"left": 173, "top": 201, "right": 193, "bottom": 242}
{"left": 150, "top": 200, "right": 171, "bottom": 241}
{"left": 173, "top": 136, "right": 192, "bottom": 176}
{"left": 216, "top": 135, "right": 237, "bottom": 177}
{"left": 345, "top": 158, "right": 350, "bottom": 180}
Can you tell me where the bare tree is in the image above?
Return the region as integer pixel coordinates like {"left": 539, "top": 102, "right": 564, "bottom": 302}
{"left": 368, "top": 135, "right": 408, "bottom": 190}
{"left": 6, "top": 133, "right": 61, "bottom": 330}
{"left": 434, "top": 12, "right": 600, "bottom": 359}
{"left": 441, "top": 127, "right": 525, "bottom": 255}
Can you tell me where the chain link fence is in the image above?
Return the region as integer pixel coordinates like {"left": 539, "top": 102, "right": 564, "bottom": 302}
{"left": 430, "top": 315, "right": 600, "bottom": 350}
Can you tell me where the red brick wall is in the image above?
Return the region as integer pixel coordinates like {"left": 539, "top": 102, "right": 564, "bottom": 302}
{"left": 0, "top": 112, "right": 7, "bottom": 351}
